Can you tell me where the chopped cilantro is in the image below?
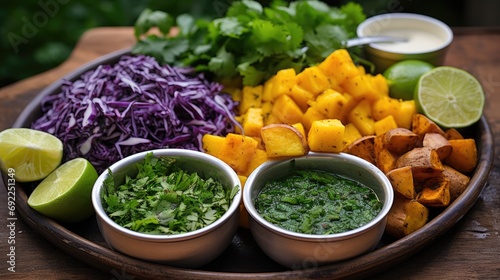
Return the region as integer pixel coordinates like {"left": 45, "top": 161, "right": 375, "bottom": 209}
{"left": 132, "top": 0, "right": 365, "bottom": 86}
{"left": 102, "top": 152, "right": 238, "bottom": 235}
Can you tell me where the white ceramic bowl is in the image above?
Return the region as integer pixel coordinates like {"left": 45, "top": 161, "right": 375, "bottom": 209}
{"left": 91, "top": 149, "right": 241, "bottom": 268}
{"left": 243, "top": 152, "right": 393, "bottom": 269}
{"left": 357, "top": 13, "right": 453, "bottom": 72}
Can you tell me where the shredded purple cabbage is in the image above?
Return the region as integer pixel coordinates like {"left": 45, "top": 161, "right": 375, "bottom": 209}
{"left": 31, "top": 54, "right": 240, "bottom": 173}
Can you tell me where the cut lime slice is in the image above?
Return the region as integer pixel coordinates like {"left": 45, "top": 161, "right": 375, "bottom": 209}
{"left": 0, "top": 128, "right": 63, "bottom": 182}
{"left": 414, "top": 66, "right": 485, "bottom": 128}
{"left": 28, "top": 158, "right": 98, "bottom": 223}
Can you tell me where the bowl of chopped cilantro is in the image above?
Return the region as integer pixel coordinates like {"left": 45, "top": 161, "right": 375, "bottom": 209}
{"left": 91, "top": 148, "right": 241, "bottom": 268}
{"left": 243, "top": 152, "right": 393, "bottom": 269}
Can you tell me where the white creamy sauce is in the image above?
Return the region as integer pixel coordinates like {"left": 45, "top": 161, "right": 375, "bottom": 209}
{"left": 372, "top": 29, "right": 444, "bottom": 53}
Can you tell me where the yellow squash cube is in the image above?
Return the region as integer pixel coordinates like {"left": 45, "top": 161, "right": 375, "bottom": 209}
{"left": 301, "top": 107, "right": 326, "bottom": 132}
{"left": 374, "top": 115, "right": 398, "bottom": 136}
{"left": 262, "top": 75, "right": 275, "bottom": 102}
{"left": 372, "top": 96, "right": 401, "bottom": 121}
{"left": 309, "top": 89, "right": 348, "bottom": 120}
{"left": 342, "top": 74, "right": 380, "bottom": 101}
{"left": 272, "top": 68, "right": 296, "bottom": 100}
{"left": 272, "top": 94, "right": 304, "bottom": 125}
{"left": 239, "top": 85, "right": 263, "bottom": 115}
{"left": 319, "top": 49, "right": 360, "bottom": 85}
{"left": 296, "top": 66, "right": 330, "bottom": 96}
{"left": 395, "top": 100, "right": 417, "bottom": 129}
{"left": 342, "top": 123, "right": 362, "bottom": 149}
{"left": 308, "top": 119, "right": 345, "bottom": 153}
{"left": 202, "top": 134, "right": 225, "bottom": 157}
{"left": 218, "top": 133, "right": 259, "bottom": 174}
{"left": 242, "top": 108, "right": 264, "bottom": 137}
{"left": 243, "top": 148, "right": 268, "bottom": 176}
{"left": 348, "top": 99, "right": 375, "bottom": 136}
{"left": 289, "top": 84, "right": 314, "bottom": 112}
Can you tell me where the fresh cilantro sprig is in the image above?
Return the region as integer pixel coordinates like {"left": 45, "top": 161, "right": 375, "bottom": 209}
{"left": 102, "top": 152, "right": 238, "bottom": 235}
{"left": 132, "top": 0, "right": 365, "bottom": 86}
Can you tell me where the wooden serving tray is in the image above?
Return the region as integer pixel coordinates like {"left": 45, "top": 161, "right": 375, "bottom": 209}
{"left": 6, "top": 49, "right": 494, "bottom": 279}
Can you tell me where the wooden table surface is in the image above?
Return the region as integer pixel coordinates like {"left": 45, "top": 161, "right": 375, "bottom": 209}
{"left": 1, "top": 27, "right": 499, "bottom": 279}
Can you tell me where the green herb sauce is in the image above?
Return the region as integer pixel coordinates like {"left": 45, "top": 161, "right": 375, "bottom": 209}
{"left": 254, "top": 169, "right": 382, "bottom": 235}
{"left": 102, "top": 152, "right": 238, "bottom": 235}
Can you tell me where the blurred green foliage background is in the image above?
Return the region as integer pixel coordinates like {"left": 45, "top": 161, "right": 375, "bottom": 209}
{"left": 1, "top": 0, "right": 496, "bottom": 88}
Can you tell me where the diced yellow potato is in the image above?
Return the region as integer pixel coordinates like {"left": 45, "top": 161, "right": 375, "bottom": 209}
{"left": 261, "top": 124, "right": 309, "bottom": 158}
{"left": 372, "top": 96, "right": 401, "bottom": 121}
{"left": 291, "top": 122, "right": 307, "bottom": 140}
{"left": 308, "top": 119, "right": 345, "bottom": 153}
{"left": 395, "top": 100, "right": 417, "bottom": 129}
{"left": 271, "top": 68, "right": 296, "bottom": 100}
{"left": 309, "top": 89, "right": 348, "bottom": 120}
{"left": 301, "top": 107, "right": 326, "bottom": 132}
{"left": 342, "top": 123, "right": 362, "bottom": 149}
{"left": 289, "top": 85, "right": 314, "bottom": 112}
{"left": 296, "top": 66, "right": 330, "bottom": 96}
{"left": 339, "top": 92, "right": 358, "bottom": 124}
{"left": 218, "top": 133, "right": 259, "bottom": 174}
{"left": 242, "top": 108, "right": 264, "bottom": 137}
{"left": 348, "top": 99, "right": 375, "bottom": 136}
{"left": 202, "top": 134, "right": 225, "bottom": 157}
{"left": 374, "top": 115, "right": 398, "bottom": 136}
{"left": 239, "top": 85, "right": 263, "bottom": 115}
{"left": 319, "top": 49, "right": 360, "bottom": 85}
{"left": 272, "top": 94, "right": 304, "bottom": 125}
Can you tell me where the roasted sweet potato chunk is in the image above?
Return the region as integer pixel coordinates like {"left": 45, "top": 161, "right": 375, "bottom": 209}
{"left": 422, "top": 133, "right": 452, "bottom": 161}
{"left": 442, "top": 165, "right": 470, "bottom": 202}
{"left": 386, "top": 166, "right": 415, "bottom": 199}
{"left": 416, "top": 177, "right": 451, "bottom": 207}
{"left": 384, "top": 128, "right": 419, "bottom": 155}
{"left": 444, "top": 139, "right": 478, "bottom": 173}
{"left": 344, "top": 135, "right": 376, "bottom": 165}
{"left": 395, "top": 147, "right": 444, "bottom": 181}
{"left": 261, "top": 124, "right": 309, "bottom": 158}
{"left": 385, "top": 196, "right": 429, "bottom": 239}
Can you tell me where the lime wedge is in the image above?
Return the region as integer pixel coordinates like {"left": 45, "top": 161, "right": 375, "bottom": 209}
{"left": 28, "top": 158, "right": 98, "bottom": 223}
{"left": 414, "top": 66, "right": 485, "bottom": 128}
{"left": 0, "top": 128, "right": 63, "bottom": 182}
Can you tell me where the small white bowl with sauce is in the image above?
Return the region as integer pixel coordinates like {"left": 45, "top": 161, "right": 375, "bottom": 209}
{"left": 357, "top": 13, "right": 453, "bottom": 72}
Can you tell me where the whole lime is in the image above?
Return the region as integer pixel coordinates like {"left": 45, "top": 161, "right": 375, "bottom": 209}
{"left": 383, "top": 60, "right": 435, "bottom": 100}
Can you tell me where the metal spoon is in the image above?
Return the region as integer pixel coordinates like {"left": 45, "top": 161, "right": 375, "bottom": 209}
{"left": 344, "top": 36, "right": 408, "bottom": 48}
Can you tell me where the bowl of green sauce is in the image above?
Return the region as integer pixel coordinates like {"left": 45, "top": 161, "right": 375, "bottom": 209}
{"left": 243, "top": 152, "right": 393, "bottom": 269}
{"left": 91, "top": 149, "right": 241, "bottom": 268}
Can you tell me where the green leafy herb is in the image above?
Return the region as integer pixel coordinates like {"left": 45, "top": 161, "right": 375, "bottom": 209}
{"left": 102, "top": 152, "right": 238, "bottom": 235}
{"left": 132, "top": 0, "right": 365, "bottom": 86}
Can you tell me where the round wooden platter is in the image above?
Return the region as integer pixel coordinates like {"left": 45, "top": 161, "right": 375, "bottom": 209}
{"left": 7, "top": 49, "right": 495, "bottom": 279}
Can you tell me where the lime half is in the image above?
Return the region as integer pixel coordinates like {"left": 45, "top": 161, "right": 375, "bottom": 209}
{"left": 415, "top": 66, "right": 485, "bottom": 128}
{"left": 0, "top": 128, "right": 63, "bottom": 182}
{"left": 28, "top": 158, "right": 98, "bottom": 223}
